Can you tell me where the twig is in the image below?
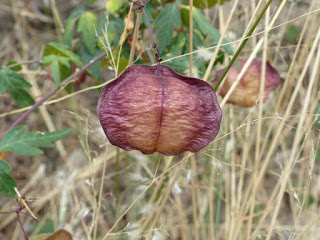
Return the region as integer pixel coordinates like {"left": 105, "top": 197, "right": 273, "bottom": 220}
{"left": 1, "top": 59, "right": 42, "bottom": 69}
{"left": 0, "top": 51, "right": 108, "bottom": 140}
{"left": 14, "top": 188, "right": 38, "bottom": 221}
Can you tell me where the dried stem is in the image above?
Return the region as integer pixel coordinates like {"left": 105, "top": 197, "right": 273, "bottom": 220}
{"left": 128, "top": 10, "right": 142, "bottom": 66}
{"left": 16, "top": 212, "right": 28, "bottom": 240}
{"left": 213, "top": 0, "right": 274, "bottom": 91}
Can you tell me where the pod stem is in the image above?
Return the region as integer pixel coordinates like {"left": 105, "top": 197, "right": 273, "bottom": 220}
{"left": 130, "top": 0, "right": 162, "bottom": 65}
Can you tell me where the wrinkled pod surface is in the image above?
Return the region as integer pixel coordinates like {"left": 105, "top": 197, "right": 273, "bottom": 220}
{"left": 98, "top": 65, "right": 222, "bottom": 156}
{"left": 213, "top": 58, "right": 280, "bottom": 107}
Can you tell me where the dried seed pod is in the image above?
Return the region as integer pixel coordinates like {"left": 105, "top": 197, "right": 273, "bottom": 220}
{"left": 98, "top": 65, "right": 222, "bottom": 155}
{"left": 213, "top": 58, "right": 280, "bottom": 107}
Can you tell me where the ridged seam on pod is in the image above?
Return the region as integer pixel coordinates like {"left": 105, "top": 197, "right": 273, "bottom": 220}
{"left": 98, "top": 65, "right": 222, "bottom": 156}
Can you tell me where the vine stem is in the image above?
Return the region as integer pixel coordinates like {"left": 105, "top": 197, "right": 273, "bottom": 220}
{"left": 142, "top": 6, "right": 161, "bottom": 64}
{"left": 0, "top": 51, "right": 108, "bottom": 141}
{"left": 213, "top": 0, "right": 274, "bottom": 91}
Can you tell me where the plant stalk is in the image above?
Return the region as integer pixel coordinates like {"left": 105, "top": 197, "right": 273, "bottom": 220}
{"left": 213, "top": 0, "right": 274, "bottom": 91}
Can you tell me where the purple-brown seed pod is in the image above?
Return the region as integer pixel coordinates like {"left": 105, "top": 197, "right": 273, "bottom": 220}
{"left": 213, "top": 58, "right": 281, "bottom": 107}
{"left": 97, "top": 65, "right": 222, "bottom": 156}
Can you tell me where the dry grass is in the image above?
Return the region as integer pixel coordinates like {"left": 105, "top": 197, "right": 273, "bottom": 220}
{"left": 0, "top": 0, "right": 320, "bottom": 239}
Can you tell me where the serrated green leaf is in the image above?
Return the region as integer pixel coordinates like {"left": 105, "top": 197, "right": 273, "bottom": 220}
{"left": 77, "top": 12, "right": 98, "bottom": 55}
{"left": 155, "top": 4, "right": 181, "bottom": 54}
{"left": 42, "top": 42, "right": 83, "bottom": 66}
{"left": 0, "top": 160, "right": 11, "bottom": 173}
{"left": 0, "top": 68, "right": 35, "bottom": 107}
{"left": 0, "top": 126, "right": 72, "bottom": 156}
{"left": 0, "top": 68, "right": 31, "bottom": 93}
{"left": 0, "top": 172, "right": 17, "bottom": 198}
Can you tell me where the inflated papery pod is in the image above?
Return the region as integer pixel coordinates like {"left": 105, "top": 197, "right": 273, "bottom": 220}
{"left": 213, "top": 58, "right": 280, "bottom": 107}
{"left": 98, "top": 65, "right": 222, "bottom": 156}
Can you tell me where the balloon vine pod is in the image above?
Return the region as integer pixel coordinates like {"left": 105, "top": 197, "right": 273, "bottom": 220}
{"left": 97, "top": 0, "right": 222, "bottom": 155}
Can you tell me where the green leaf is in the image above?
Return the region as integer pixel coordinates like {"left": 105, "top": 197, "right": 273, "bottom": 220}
{"left": 42, "top": 42, "right": 83, "bottom": 66}
{"left": 62, "top": 18, "right": 78, "bottom": 48}
{"left": 316, "top": 150, "right": 320, "bottom": 164}
{"left": 43, "top": 55, "right": 71, "bottom": 87}
{"left": 34, "top": 219, "right": 55, "bottom": 235}
{"left": 10, "top": 88, "right": 36, "bottom": 108}
{"left": 184, "top": 29, "right": 206, "bottom": 53}
{"left": 67, "top": 6, "right": 84, "bottom": 20}
{"left": 77, "top": 12, "right": 98, "bottom": 55}
{"left": 0, "top": 172, "right": 17, "bottom": 198}
{"left": 155, "top": 4, "right": 182, "bottom": 54}
{"left": 182, "top": 6, "right": 234, "bottom": 56}
{"left": 0, "top": 160, "right": 17, "bottom": 198}
{"left": 86, "top": 0, "right": 97, "bottom": 5}
{"left": 106, "top": 0, "right": 125, "bottom": 14}
{"left": 62, "top": 7, "right": 84, "bottom": 47}
{"left": 0, "top": 126, "right": 72, "bottom": 156}
{"left": 141, "top": 3, "right": 157, "bottom": 26}
{"left": 182, "top": 0, "right": 218, "bottom": 9}
{"left": 81, "top": 45, "right": 101, "bottom": 80}
{"left": 51, "top": 59, "right": 60, "bottom": 87}
{"left": 167, "top": 32, "right": 187, "bottom": 57}
{"left": 286, "top": 24, "right": 299, "bottom": 44}
{"left": 6, "top": 61, "right": 22, "bottom": 71}
{"left": 0, "top": 160, "right": 11, "bottom": 173}
{"left": 0, "top": 68, "right": 35, "bottom": 107}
